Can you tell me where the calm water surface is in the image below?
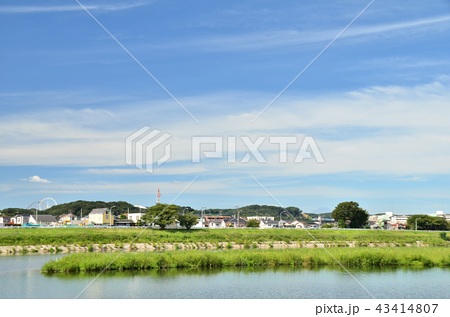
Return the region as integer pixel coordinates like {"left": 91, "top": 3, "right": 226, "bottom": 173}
{"left": 0, "top": 254, "right": 448, "bottom": 299}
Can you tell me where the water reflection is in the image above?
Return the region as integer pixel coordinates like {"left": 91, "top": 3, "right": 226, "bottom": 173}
{"left": 1, "top": 255, "right": 449, "bottom": 299}
{"left": 44, "top": 264, "right": 446, "bottom": 280}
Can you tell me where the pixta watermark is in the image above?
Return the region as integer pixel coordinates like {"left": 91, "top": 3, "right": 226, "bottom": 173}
{"left": 125, "top": 126, "right": 172, "bottom": 173}
{"left": 126, "top": 126, "right": 324, "bottom": 173}
{"left": 192, "top": 136, "right": 324, "bottom": 163}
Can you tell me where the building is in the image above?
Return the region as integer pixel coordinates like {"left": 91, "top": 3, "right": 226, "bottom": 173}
{"left": 127, "top": 213, "right": 145, "bottom": 224}
{"left": 0, "top": 216, "right": 11, "bottom": 227}
{"left": 390, "top": 214, "right": 409, "bottom": 229}
{"left": 260, "top": 219, "right": 280, "bottom": 228}
{"left": 114, "top": 219, "right": 136, "bottom": 227}
{"left": 208, "top": 219, "right": 226, "bottom": 228}
{"left": 58, "top": 213, "right": 76, "bottom": 225}
{"left": 428, "top": 211, "right": 446, "bottom": 218}
{"left": 288, "top": 220, "right": 307, "bottom": 229}
{"left": 29, "top": 214, "right": 58, "bottom": 226}
{"left": 203, "top": 216, "right": 231, "bottom": 228}
{"left": 89, "top": 208, "right": 114, "bottom": 225}
{"left": 11, "top": 214, "right": 31, "bottom": 226}
{"left": 225, "top": 217, "right": 247, "bottom": 228}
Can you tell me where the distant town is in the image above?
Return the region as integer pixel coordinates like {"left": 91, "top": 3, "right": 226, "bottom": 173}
{"left": 1, "top": 197, "right": 449, "bottom": 231}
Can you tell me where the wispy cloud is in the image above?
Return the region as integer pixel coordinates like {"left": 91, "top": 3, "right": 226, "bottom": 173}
{"left": 0, "top": 1, "right": 152, "bottom": 14}
{"left": 159, "top": 15, "right": 450, "bottom": 52}
{"left": 85, "top": 166, "right": 208, "bottom": 176}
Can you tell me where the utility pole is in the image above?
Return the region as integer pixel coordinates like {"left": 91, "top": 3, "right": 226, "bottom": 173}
{"left": 235, "top": 206, "right": 240, "bottom": 228}
{"left": 279, "top": 210, "right": 287, "bottom": 228}
{"left": 201, "top": 207, "right": 205, "bottom": 227}
{"left": 110, "top": 206, "right": 115, "bottom": 227}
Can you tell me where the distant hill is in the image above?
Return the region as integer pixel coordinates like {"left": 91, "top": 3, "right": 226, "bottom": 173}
{"left": 0, "top": 208, "right": 34, "bottom": 217}
{"left": 39, "top": 200, "right": 143, "bottom": 217}
{"left": 202, "top": 204, "right": 311, "bottom": 221}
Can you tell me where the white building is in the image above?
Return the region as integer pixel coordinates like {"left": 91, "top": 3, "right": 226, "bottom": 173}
{"left": 127, "top": 213, "right": 145, "bottom": 224}
{"left": 208, "top": 219, "right": 226, "bottom": 228}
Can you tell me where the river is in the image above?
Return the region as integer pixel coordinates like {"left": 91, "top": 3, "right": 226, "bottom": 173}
{"left": 0, "top": 254, "right": 448, "bottom": 299}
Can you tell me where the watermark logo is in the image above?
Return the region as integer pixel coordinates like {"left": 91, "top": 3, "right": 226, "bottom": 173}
{"left": 126, "top": 127, "right": 324, "bottom": 173}
{"left": 192, "top": 136, "right": 324, "bottom": 163}
{"left": 125, "top": 126, "right": 171, "bottom": 173}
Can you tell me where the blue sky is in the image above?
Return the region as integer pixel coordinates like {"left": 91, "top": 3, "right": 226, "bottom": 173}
{"left": 1, "top": 0, "right": 450, "bottom": 214}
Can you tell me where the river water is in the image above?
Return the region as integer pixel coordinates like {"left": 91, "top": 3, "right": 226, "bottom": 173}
{"left": 0, "top": 254, "right": 448, "bottom": 299}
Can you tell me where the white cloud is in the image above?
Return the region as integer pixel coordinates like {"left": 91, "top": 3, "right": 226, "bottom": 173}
{"left": 28, "top": 176, "right": 51, "bottom": 183}
{"left": 2, "top": 78, "right": 450, "bottom": 177}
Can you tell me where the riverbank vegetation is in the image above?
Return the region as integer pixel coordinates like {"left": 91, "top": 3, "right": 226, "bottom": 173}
{"left": 41, "top": 247, "right": 450, "bottom": 273}
{"left": 1, "top": 228, "right": 449, "bottom": 248}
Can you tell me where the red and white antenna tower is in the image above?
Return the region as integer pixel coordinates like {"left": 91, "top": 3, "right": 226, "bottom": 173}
{"left": 156, "top": 188, "right": 161, "bottom": 204}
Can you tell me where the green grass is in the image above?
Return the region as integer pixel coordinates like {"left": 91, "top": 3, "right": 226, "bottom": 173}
{"left": 1, "top": 228, "right": 448, "bottom": 247}
{"left": 41, "top": 247, "right": 450, "bottom": 273}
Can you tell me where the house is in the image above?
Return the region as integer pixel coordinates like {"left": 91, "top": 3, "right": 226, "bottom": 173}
{"left": 71, "top": 217, "right": 89, "bottom": 226}
{"left": 277, "top": 219, "right": 289, "bottom": 228}
{"left": 208, "top": 219, "right": 226, "bottom": 228}
{"left": 390, "top": 215, "right": 409, "bottom": 230}
{"left": 29, "top": 214, "right": 58, "bottom": 226}
{"left": 127, "top": 213, "right": 145, "bottom": 224}
{"left": 203, "top": 216, "right": 231, "bottom": 228}
{"left": 225, "top": 217, "right": 247, "bottom": 228}
{"left": 368, "top": 213, "right": 410, "bottom": 230}
{"left": 58, "top": 213, "right": 76, "bottom": 225}
{"left": 260, "top": 219, "right": 280, "bottom": 229}
{"left": 289, "top": 220, "right": 307, "bottom": 229}
{"left": 89, "top": 208, "right": 114, "bottom": 225}
{"left": 375, "top": 213, "right": 391, "bottom": 229}
{"left": 368, "top": 215, "right": 379, "bottom": 228}
{"left": 11, "top": 214, "right": 31, "bottom": 226}
{"left": 192, "top": 217, "right": 206, "bottom": 228}
{"left": 0, "top": 216, "right": 11, "bottom": 227}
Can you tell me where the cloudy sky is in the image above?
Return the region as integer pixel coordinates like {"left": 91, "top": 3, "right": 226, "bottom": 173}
{"left": 1, "top": 0, "right": 450, "bottom": 214}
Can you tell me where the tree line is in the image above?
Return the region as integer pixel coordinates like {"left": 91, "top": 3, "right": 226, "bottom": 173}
{"left": 2, "top": 200, "right": 448, "bottom": 231}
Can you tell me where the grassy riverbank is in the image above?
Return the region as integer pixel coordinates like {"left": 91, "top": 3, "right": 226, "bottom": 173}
{"left": 41, "top": 247, "right": 450, "bottom": 273}
{"left": 1, "top": 228, "right": 448, "bottom": 248}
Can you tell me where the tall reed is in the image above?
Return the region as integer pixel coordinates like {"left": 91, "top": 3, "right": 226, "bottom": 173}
{"left": 42, "top": 247, "right": 450, "bottom": 273}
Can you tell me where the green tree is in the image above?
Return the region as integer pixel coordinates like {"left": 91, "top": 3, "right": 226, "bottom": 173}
{"left": 246, "top": 219, "right": 260, "bottom": 228}
{"left": 285, "top": 206, "right": 302, "bottom": 218}
{"left": 0, "top": 208, "right": 32, "bottom": 217}
{"left": 177, "top": 212, "right": 199, "bottom": 230}
{"left": 143, "top": 203, "right": 180, "bottom": 229}
{"left": 331, "top": 201, "right": 369, "bottom": 228}
{"left": 407, "top": 215, "right": 449, "bottom": 231}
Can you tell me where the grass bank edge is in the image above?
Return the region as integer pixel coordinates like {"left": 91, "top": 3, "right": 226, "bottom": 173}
{"left": 41, "top": 247, "right": 450, "bottom": 273}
